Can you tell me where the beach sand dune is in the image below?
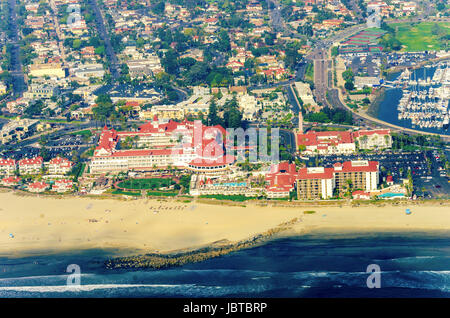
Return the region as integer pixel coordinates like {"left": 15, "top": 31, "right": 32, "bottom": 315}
{"left": 0, "top": 192, "right": 449, "bottom": 257}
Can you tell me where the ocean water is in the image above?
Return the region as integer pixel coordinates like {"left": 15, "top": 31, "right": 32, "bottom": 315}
{"left": 0, "top": 232, "right": 449, "bottom": 298}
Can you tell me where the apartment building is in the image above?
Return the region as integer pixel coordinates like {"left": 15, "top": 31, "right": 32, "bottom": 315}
{"left": 0, "top": 158, "right": 17, "bottom": 175}
{"left": 47, "top": 157, "right": 74, "bottom": 175}
{"left": 72, "top": 64, "right": 105, "bottom": 79}
{"left": 27, "top": 181, "right": 49, "bottom": 193}
{"left": 29, "top": 63, "right": 66, "bottom": 78}
{"left": 51, "top": 179, "right": 74, "bottom": 193}
{"left": 1, "top": 176, "right": 21, "bottom": 187}
{"left": 18, "top": 157, "right": 44, "bottom": 175}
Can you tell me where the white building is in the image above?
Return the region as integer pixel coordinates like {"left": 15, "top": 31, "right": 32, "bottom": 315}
{"left": 18, "top": 156, "right": 43, "bottom": 175}
{"left": 353, "top": 129, "right": 392, "bottom": 150}
{"left": 0, "top": 158, "right": 16, "bottom": 175}
{"left": 47, "top": 157, "right": 74, "bottom": 175}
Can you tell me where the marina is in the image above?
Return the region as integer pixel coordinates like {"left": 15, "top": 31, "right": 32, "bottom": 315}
{"left": 378, "top": 61, "right": 450, "bottom": 135}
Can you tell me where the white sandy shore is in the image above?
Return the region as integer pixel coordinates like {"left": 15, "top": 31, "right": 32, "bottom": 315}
{"left": 0, "top": 191, "right": 449, "bottom": 258}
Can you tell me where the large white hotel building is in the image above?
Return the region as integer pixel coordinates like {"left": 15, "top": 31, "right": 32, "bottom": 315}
{"left": 89, "top": 117, "right": 235, "bottom": 174}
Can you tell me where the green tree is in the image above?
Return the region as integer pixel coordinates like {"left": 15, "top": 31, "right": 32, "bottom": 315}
{"left": 207, "top": 100, "right": 221, "bottom": 126}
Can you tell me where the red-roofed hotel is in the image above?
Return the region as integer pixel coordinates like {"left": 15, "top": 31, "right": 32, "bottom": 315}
{"left": 89, "top": 118, "right": 234, "bottom": 174}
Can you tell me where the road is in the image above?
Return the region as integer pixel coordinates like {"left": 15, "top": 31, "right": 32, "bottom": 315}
{"left": 7, "top": 0, "right": 26, "bottom": 98}
{"left": 267, "top": 0, "right": 284, "bottom": 33}
{"left": 279, "top": 129, "right": 296, "bottom": 153}
{"left": 49, "top": 0, "right": 67, "bottom": 67}
{"left": 88, "top": 0, "right": 120, "bottom": 79}
{"left": 306, "top": 24, "right": 367, "bottom": 108}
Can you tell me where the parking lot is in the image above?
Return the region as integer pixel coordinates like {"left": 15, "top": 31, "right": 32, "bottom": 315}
{"left": 0, "top": 132, "right": 97, "bottom": 162}
{"left": 46, "top": 134, "right": 95, "bottom": 147}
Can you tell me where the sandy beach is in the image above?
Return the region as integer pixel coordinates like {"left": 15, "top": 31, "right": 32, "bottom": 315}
{"left": 0, "top": 191, "right": 449, "bottom": 258}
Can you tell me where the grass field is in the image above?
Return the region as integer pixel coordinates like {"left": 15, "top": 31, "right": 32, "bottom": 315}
{"left": 111, "top": 189, "right": 141, "bottom": 196}
{"left": 147, "top": 191, "right": 177, "bottom": 197}
{"left": 117, "top": 178, "right": 176, "bottom": 190}
{"left": 389, "top": 22, "right": 449, "bottom": 51}
{"left": 198, "top": 194, "right": 256, "bottom": 202}
{"left": 304, "top": 63, "right": 314, "bottom": 82}
{"left": 70, "top": 129, "right": 93, "bottom": 137}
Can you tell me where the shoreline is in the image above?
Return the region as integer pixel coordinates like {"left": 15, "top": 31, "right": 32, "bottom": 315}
{"left": 366, "top": 86, "right": 386, "bottom": 118}
{"left": 0, "top": 190, "right": 449, "bottom": 261}
{"left": 384, "top": 56, "right": 450, "bottom": 75}
{"left": 104, "top": 222, "right": 450, "bottom": 271}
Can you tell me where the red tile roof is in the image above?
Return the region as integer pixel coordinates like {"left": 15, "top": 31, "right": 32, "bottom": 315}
{"left": 297, "top": 167, "right": 334, "bottom": 180}
{"left": 269, "top": 162, "right": 297, "bottom": 174}
{"left": 0, "top": 158, "right": 16, "bottom": 166}
{"left": 18, "top": 156, "right": 43, "bottom": 166}
{"left": 352, "top": 129, "right": 390, "bottom": 138}
{"left": 55, "top": 179, "right": 73, "bottom": 184}
{"left": 335, "top": 160, "right": 379, "bottom": 173}
{"left": 28, "top": 181, "right": 48, "bottom": 189}
{"left": 2, "top": 176, "right": 20, "bottom": 183}
{"left": 265, "top": 162, "right": 298, "bottom": 192}
{"left": 352, "top": 190, "right": 371, "bottom": 198}
{"left": 297, "top": 131, "right": 353, "bottom": 147}
{"left": 49, "top": 157, "right": 73, "bottom": 167}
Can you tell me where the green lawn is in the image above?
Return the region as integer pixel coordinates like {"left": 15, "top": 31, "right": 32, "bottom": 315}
{"left": 199, "top": 194, "right": 256, "bottom": 202}
{"left": 70, "top": 129, "right": 93, "bottom": 137}
{"left": 304, "top": 63, "right": 314, "bottom": 82}
{"left": 111, "top": 189, "right": 141, "bottom": 196}
{"left": 389, "top": 22, "right": 449, "bottom": 51}
{"left": 147, "top": 191, "right": 177, "bottom": 197}
{"left": 117, "top": 178, "right": 176, "bottom": 190}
